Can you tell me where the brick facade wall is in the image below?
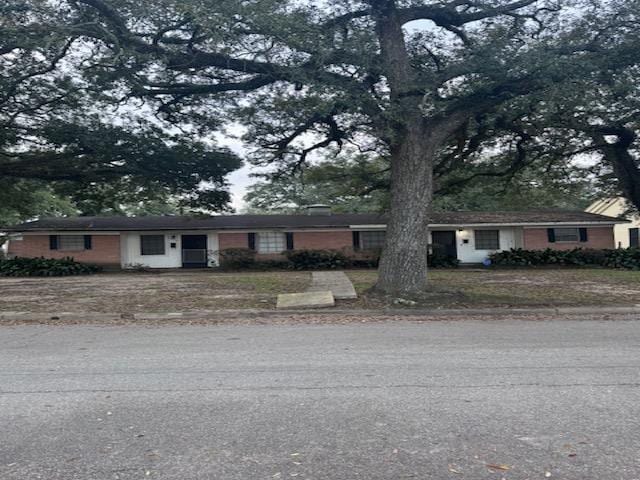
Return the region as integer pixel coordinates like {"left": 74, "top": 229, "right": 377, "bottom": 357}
{"left": 8, "top": 234, "right": 121, "bottom": 266}
{"left": 523, "top": 227, "right": 615, "bottom": 251}
{"left": 217, "top": 230, "right": 355, "bottom": 260}
{"left": 217, "top": 232, "right": 250, "bottom": 250}
{"left": 292, "top": 231, "right": 353, "bottom": 250}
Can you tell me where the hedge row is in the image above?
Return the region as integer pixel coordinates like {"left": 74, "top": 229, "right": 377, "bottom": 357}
{"left": 217, "top": 248, "right": 459, "bottom": 271}
{"left": 0, "top": 257, "right": 101, "bottom": 277}
{"left": 489, "top": 248, "right": 640, "bottom": 269}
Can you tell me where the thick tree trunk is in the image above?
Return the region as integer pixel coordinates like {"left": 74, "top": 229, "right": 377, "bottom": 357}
{"left": 369, "top": 1, "right": 465, "bottom": 296}
{"left": 375, "top": 122, "right": 436, "bottom": 296}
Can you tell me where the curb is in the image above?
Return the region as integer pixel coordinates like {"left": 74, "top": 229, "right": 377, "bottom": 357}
{"left": 1, "top": 306, "right": 640, "bottom": 323}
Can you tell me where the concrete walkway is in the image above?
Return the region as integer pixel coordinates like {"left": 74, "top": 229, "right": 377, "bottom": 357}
{"left": 307, "top": 271, "right": 358, "bottom": 300}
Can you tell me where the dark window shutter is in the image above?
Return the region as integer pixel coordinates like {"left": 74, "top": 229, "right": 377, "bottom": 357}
{"left": 352, "top": 231, "right": 361, "bottom": 250}
{"left": 547, "top": 229, "right": 556, "bottom": 243}
{"left": 248, "top": 233, "right": 256, "bottom": 251}
{"left": 579, "top": 228, "right": 588, "bottom": 243}
{"left": 285, "top": 232, "right": 294, "bottom": 250}
{"left": 49, "top": 235, "right": 58, "bottom": 250}
{"left": 630, "top": 228, "right": 640, "bottom": 248}
{"left": 84, "top": 235, "right": 92, "bottom": 250}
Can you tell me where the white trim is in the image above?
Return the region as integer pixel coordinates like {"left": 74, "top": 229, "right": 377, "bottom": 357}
{"left": 16, "top": 231, "right": 120, "bottom": 235}
{"left": 350, "top": 222, "right": 622, "bottom": 229}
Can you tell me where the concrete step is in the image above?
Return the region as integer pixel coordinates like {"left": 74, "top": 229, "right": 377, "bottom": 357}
{"left": 308, "top": 271, "right": 358, "bottom": 300}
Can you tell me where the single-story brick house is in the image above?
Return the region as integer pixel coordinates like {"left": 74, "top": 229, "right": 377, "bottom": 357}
{"left": 4, "top": 209, "right": 626, "bottom": 269}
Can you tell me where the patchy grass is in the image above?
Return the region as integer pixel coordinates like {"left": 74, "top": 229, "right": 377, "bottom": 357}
{"left": 346, "top": 268, "right": 640, "bottom": 308}
{"left": 1, "top": 268, "right": 639, "bottom": 315}
{"left": 0, "top": 271, "right": 311, "bottom": 313}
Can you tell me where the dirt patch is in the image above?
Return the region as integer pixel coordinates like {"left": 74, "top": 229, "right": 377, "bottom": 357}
{"left": 2, "top": 268, "right": 640, "bottom": 316}
{"left": 0, "top": 271, "right": 310, "bottom": 313}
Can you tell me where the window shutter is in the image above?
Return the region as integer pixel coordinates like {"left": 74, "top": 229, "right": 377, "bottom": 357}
{"left": 578, "top": 228, "right": 589, "bottom": 243}
{"left": 84, "top": 235, "right": 92, "bottom": 250}
{"left": 248, "top": 233, "right": 256, "bottom": 251}
{"left": 630, "top": 228, "right": 640, "bottom": 248}
{"left": 352, "top": 231, "right": 361, "bottom": 251}
{"left": 49, "top": 235, "right": 58, "bottom": 250}
{"left": 547, "top": 229, "right": 556, "bottom": 243}
{"left": 285, "top": 232, "right": 294, "bottom": 250}
{"left": 579, "top": 228, "right": 588, "bottom": 243}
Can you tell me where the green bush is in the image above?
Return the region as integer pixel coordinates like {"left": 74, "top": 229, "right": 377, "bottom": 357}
{"left": 489, "top": 248, "right": 640, "bottom": 270}
{"left": 351, "top": 248, "right": 382, "bottom": 269}
{"left": 217, "top": 248, "right": 257, "bottom": 270}
{"left": 285, "top": 249, "right": 350, "bottom": 270}
{"left": 428, "top": 251, "right": 460, "bottom": 268}
{"left": 0, "top": 257, "right": 100, "bottom": 277}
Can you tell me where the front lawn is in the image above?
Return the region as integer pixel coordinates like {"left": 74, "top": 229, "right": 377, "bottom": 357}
{"left": 347, "top": 268, "right": 640, "bottom": 308}
{"left": 0, "top": 271, "right": 311, "bottom": 313}
{"left": 1, "top": 268, "right": 638, "bottom": 315}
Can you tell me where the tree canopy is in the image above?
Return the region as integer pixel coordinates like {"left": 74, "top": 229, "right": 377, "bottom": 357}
{"left": 1, "top": 1, "right": 242, "bottom": 221}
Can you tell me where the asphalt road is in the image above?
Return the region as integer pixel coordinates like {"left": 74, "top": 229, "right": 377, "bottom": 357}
{"left": 1, "top": 318, "right": 640, "bottom": 480}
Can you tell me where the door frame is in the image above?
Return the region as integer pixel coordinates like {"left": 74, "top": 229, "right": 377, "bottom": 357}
{"left": 431, "top": 230, "right": 458, "bottom": 259}
{"left": 181, "top": 234, "right": 208, "bottom": 268}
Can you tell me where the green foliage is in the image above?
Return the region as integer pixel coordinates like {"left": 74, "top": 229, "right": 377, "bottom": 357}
{"left": 245, "top": 153, "right": 598, "bottom": 213}
{"left": 284, "top": 249, "right": 350, "bottom": 270}
{"left": 244, "top": 156, "right": 389, "bottom": 213}
{"left": 428, "top": 252, "right": 461, "bottom": 269}
{"left": 0, "top": 179, "right": 76, "bottom": 226}
{"left": 489, "top": 248, "right": 640, "bottom": 270}
{"left": 0, "top": 257, "right": 101, "bottom": 277}
{"left": 217, "top": 248, "right": 257, "bottom": 270}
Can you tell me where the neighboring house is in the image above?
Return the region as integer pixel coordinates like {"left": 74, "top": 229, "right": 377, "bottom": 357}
{"left": 586, "top": 197, "right": 640, "bottom": 248}
{"left": 4, "top": 208, "right": 625, "bottom": 269}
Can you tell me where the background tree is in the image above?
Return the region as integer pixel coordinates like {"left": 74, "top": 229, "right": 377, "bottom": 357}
{"left": 0, "top": 1, "right": 242, "bottom": 223}
{"left": 9, "top": 0, "right": 639, "bottom": 294}
{"left": 244, "top": 155, "right": 597, "bottom": 213}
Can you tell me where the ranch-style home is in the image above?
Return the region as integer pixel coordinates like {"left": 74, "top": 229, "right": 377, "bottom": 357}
{"left": 4, "top": 206, "right": 626, "bottom": 269}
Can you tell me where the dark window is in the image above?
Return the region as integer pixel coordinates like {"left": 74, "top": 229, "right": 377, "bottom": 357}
{"left": 58, "top": 235, "right": 86, "bottom": 251}
{"left": 359, "top": 231, "right": 386, "bottom": 250}
{"left": 474, "top": 230, "right": 500, "bottom": 250}
{"left": 553, "top": 228, "right": 580, "bottom": 242}
{"left": 630, "top": 228, "right": 640, "bottom": 248}
{"left": 140, "top": 235, "right": 165, "bottom": 255}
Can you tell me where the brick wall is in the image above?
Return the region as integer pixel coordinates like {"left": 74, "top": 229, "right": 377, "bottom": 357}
{"left": 218, "top": 232, "right": 250, "bottom": 250}
{"left": 292, "top": 231, "right": 353, "bottom": 250}
{"left": 523, "top": 227, "right": 615, "bottom": 251}
{"left": 8, "top": 234, "right": 121, "bottom": 266}
{"left": 217, "top": 230, "right": 355, "bottom": 259}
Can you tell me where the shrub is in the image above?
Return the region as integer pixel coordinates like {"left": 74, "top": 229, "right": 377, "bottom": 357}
{"left": 0, "top": 257, "right": 100, "bottom": 277}
{"left": 351, "top": 248, "right": 382, "bottom": 269}
{"left": 285, "top": 249, "right": 350, "bottom": 270}
{"left": 489, "top": 248, "right": 640, "bottom": 270}
{"left": 428, "top": 251, "right": 460, "bottom": 268}
{"left": 217, "top": 248, "right": 256, "bottom": 270}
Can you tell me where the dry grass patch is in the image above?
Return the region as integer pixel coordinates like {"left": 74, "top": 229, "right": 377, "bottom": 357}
{"left": 346, "top": 268, "right": 640, "bottom": 308}
{"left": 0, "top": 271, "right": 311, "bottom": 313}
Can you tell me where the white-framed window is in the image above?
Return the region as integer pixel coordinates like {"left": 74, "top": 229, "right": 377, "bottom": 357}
{"left": 474, "top": 230, "right": 500, "bottom": 250}
{"left": 360, "top": 231, "right": 386, "bottom": 250}
{"left": 553, "top": 228, "right": 580, "bottom": 242}
{"left": 58, "top": 235, "right": 86, "bottom": 251}
{"left": 258, "top": 232, "right": 286, "bottom": 254}
{"left": 140, "top": 235, "right": 166, "bottom": 255}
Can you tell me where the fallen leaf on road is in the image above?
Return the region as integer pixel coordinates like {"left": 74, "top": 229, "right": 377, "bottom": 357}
{"left": 487, "top": 464, "right": 511, "bottom": 471}
{"left": 448, "top": 464, "right": 463, "bottom": 474}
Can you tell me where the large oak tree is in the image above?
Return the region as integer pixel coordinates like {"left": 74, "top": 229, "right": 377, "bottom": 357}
{"left": 11, "top": 0, "right": 640, "bottom": 294}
